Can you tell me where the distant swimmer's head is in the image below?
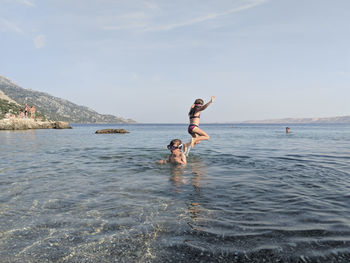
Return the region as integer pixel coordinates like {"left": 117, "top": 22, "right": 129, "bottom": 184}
{"left": 167, "top": 139, "right": 183, "bottom": 152}
{"left": 194, "top": 99, "right": 204, "bottom": 106}
{"left": 286, "top": 127, "right": 290, "bottom": 133}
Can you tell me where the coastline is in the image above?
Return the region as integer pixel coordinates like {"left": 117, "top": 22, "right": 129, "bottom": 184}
{"left": 0, "top": 118, "right": 71, "bottom": 130}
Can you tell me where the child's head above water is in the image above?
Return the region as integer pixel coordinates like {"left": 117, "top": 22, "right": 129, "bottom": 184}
{"left": 157, "top": 138, "right": 187, "bottom": 165}
{"left": 167, "top": 139, "right": 183, "bottom": 152}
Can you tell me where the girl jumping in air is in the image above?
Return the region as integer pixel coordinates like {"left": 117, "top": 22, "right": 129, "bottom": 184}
{"left": 188, "top": 96, "right": 215, "bottom": 148}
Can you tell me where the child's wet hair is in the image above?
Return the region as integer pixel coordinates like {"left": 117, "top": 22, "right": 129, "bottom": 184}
{"left": 194, "top": 98, "right": 204, "bottom": 105}
{"left": 169, "top": 139, "right": 182, "bottom": 147}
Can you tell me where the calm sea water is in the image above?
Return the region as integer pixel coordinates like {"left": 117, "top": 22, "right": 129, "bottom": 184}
{"left": 1, "top": 123, "right": 350, "bottom": 262}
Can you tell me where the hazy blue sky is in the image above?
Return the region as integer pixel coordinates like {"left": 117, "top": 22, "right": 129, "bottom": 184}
{"left": 1, "top": 0, "right": 349, "bottom": 123}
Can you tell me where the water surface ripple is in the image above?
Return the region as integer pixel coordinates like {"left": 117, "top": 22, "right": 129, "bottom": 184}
{"left": 1, "top": 124, "right": 350, "bottom": 262}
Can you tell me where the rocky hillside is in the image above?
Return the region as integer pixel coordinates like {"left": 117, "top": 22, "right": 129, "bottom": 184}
{"left": 0, "top": 76, "right": 136, "bottom": 123}
{"left": 0, "top": 98, "right": 24, "bottom": 119}
{"left": 0, "top": 98, "right": 45, "bottom": 120}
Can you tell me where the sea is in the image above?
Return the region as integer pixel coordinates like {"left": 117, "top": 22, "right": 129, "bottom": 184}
{"left": 0, "top": 123, "right": 350, "bottom": 262}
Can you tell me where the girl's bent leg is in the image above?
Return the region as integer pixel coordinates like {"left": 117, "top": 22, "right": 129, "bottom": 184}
{"left": 192, "top": 127, "right": 209, "bottom": 145}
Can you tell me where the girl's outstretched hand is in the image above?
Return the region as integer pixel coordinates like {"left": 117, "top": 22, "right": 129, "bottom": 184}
{"left": 210, "top": 96, "right": 215, "bottom": 103}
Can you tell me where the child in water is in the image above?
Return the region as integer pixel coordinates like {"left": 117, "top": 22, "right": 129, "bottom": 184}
{"left": 157, "top": 139, "right": 189, "bottom": 165}
{"left": 188, "top": 96, "right": 215, "bottom": 147}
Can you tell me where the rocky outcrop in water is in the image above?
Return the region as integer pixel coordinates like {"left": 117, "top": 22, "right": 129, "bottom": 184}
{"left": 0, "top": 118, "right": 72, "bottom": 130}
{"left": 95, "top": 129, "right": 129, "bottom": 134}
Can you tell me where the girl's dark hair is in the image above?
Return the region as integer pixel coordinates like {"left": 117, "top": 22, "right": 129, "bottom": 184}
{"left": 188, "top": 98, "right": 204, "bottom": 117}
{"left": 168, "top": 139, "right": 182, "bottom": 147}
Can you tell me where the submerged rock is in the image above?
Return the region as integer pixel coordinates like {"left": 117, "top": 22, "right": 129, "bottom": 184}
{"left": 95, "top": 129, "right": 129, "bottom": 134}
{"left": 0, "top": 118, "right": 72, "bottom": 130}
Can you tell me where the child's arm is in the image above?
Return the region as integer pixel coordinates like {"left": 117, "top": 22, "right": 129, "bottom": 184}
{"left": 199, "top": 96, "right": 215, "bottom": 111}
{"left": 180, "top": 153, "right": 187, "bottom": 165}
{"left": 157, "top": 155, "right": 170, "bottom": 164}
{"left": 157, "top": 159, "right": 168, "bottom": 164}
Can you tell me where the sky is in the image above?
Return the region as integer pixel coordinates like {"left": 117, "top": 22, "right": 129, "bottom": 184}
{"left": 0, "top": 0, "right": 350, "bottom": 123}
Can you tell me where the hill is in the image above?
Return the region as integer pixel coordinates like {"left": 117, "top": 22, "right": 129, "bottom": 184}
{"left": 0, "top": 76, "right": 136, "bottom": 123}
{"left": 241, "top": 116, "right": 350, "bottom": 124}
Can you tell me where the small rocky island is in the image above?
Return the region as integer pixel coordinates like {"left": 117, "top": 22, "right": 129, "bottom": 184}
{"left": 0, "top": 118, "right": 72, "bottom": 130}
{"left": 95, "top": 129, "right": 129, "bottom": 134}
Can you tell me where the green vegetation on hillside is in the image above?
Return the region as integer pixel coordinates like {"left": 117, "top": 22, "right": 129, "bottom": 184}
{"left": 0, "top": 76, "right": 136, "bottom": 124}
{"left": 0, "top": 99, "right": 22, "bottom": 118}
{"left": 0, "top": 99, "right": 46, "bottom": 120}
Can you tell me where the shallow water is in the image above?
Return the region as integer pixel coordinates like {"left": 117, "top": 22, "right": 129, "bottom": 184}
{"left": 1, "top": 123, "right": 350, "bottom": 262}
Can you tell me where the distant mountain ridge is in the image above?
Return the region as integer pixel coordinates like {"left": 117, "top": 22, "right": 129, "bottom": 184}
{"left": 0, "top": 76, "right": 136, "bottom": 124}
{"left": 241, "top": 116, "right": 350, "bottom": 124}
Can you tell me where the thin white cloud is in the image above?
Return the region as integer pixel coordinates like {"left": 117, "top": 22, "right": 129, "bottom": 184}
{"left": 33, "top": 34, "right": 46, "bottom": 48}
{"left": 16, "top": 0, "right": 35, "bottom": 7}
{"left": 143, "top": 0, "right": 159, "bottom": 10}
{"left": 0, "top": 17, "right": 24, "bottom": 34}
{"left": 145, "top": 0, "right": 268, "bottom": 32}
{"left": 102, "top": 0, "right": 268, "bottom": 32}
{"left": 102, "top": 23, "right": 147, "bottom": 31}
{"left": 131, "top": 73, "right": 139, "bottom": 80}
{"left": 120, "top": 12, "right": 148, "bottom": 20}
{"left": 335, "top": 71, "right": 346, "bottom": 76}
{"left": 100, "top": 12, "right": 150, "bottom": 31}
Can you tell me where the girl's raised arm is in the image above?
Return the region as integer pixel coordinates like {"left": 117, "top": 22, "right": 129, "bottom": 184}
{"left": 199, "top": 96, "right": 215, "bottom": 111}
